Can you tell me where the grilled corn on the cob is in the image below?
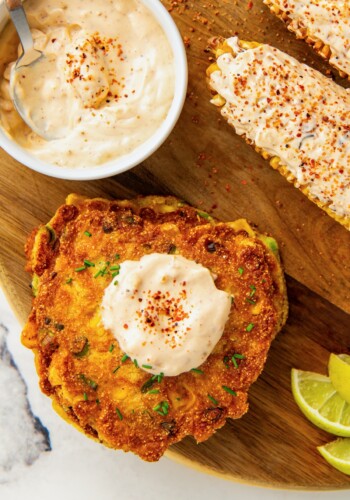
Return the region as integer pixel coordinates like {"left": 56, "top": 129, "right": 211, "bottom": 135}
{"left": 264, "top": 0, "right": 350, "bottom": 79}
{"left": 207, "top": 37, "right": 350, "bottom": 230}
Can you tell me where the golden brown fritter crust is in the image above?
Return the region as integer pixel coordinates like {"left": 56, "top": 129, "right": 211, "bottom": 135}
{"left": 22, "top": 194, "right": 288, "bottom": 461}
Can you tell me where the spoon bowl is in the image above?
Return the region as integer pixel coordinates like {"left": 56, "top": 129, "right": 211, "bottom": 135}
{"left": 15, "top": 46, "right": 42, "bottom": 69}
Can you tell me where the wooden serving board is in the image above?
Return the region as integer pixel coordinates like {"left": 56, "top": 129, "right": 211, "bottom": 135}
{"left": 0, "top": 0, "right": 350, "bottom": 490}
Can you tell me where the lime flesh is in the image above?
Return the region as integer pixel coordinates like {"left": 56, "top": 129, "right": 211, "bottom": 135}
{"left": 328, "top": 354, "right": 350, "bottom": 405}
{"left": 318, "top": 438, "right": 350, "bottom": 475}
{"left": 291, "top": 369, "right": 350, "bottom": 437}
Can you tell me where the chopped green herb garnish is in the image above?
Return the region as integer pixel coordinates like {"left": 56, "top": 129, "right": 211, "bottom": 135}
{"left": 83, "top": 260, "right": 95, "bottom": 267}
{"left": 96, "top": 399, "right": 100, "bottom": 404}
{"left": 74, "top": 338, "right": 89, "bottom": 358}
{"left": 115, "top": 407, "right": 123, "bottom": 421}
{"left": 84, "top": 231, "right": 92, "bottom": 237}
{"left": 111, "top": 271, "right": 119, "bottom": 278}
{"left": 153, "top": 401, "right": 169, "bottom": 416}
{"left": 238, "top": 267, "right": 244, "bottom": 276}
{"left": 94, "top": 265, "right": 108, "bottom": 278}
{"left": 246, "top": 298, "right": 256, "bottom": 305}
{"left": 75, "top": 266, "right": 86, "bottom": 272}
{"left": 224, "top": 353, "right": 245, "bottom": 369}
{"left": 246, "top": 323, "right": 255, "bottom": 332}
{"left": 110, "top": 265, "right": 120, "bottom": 271}
{"left": 249, "top": 285, "right": 256, "bottom": 297}
{"left": 79, "top": 374, "right": 98, "bottom": 390}
{"left": 208, "top": 394, "right": 219, "bottom": 406}
{"left": 83, "top": 392, "right": 88, "bottom": 401}
{"left": 133, "top": 359, "right": 139, "bottom": 368}
{"left": 66, "top": 278, "right": 73, "bottom": 284}
{"left": 233, "top": 353, "right": 245, "bottom": 360}
{"left": 157, "top": 372, "right": 164, "bottom": 383}
{"left": 109, "top": 344, "right": 115, "bottom": 353}
{"left": 114, "top": 280, "right": 119, "bottom": 286}
{"left": 142, "top": 364, "right": 153, "bottom": 370}
{"left": 176, "top": 397, "right": 181, "bottom": 401}
{"left": 121, "top": 354, "right": 129, "bottom": 362}
{"left": 148, "top": 389, "right": 159, "bottom": 395}
{"left": 113, "top": 366, "right": 120, "bottom": 374}
{"left": 115, "top": 254, "right": 120, "bottom": 260}
{"left": 141, "top": 377, "right": 156, "bottom": 393}
{"left": 222, "top": 386, "right": 237, "bottom": 396}
{"left": 223, "top": 356, "right": 230, "bottom": 368}
{"left": 89, "top": 380, "right": 98, "bottom": 390}
{"left": 191, "top": 368, "right": 204, "bottom": 375}
{"left": 231, "top": 357, "right": 238, "bottom": 369}
{"left": 197, "top": 211, "right": 211, "bottom": 219}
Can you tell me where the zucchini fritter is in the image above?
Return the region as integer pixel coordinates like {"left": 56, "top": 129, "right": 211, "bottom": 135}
{"left": 22, "top": 194, "right": 288, "bottom": 461}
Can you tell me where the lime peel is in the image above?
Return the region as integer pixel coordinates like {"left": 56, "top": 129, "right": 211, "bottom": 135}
{"left": 318, "top": 438, "right": 350, "bottom": 476}
{"left": 292, "top": 357, "right": 350, "bottom": 476}
{"left": 291, "top": 369, "right": 350, "bottom": 437}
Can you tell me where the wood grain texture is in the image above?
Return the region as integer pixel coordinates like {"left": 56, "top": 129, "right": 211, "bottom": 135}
{"left": 0, "top": 0, "right": 349, "bottom": 489}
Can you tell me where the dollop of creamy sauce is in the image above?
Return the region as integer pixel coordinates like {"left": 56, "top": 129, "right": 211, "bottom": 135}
{"left": 101, "top": 254, "right": 232, "bottom": 377}
{"left": 268, "top": 0, "right": 350, "bottom": 76}
{"left": 209, "top": 38, "right": 350, "bottom": 220}
{"left": 0, "top": 0, "right": 175, "bottom": 167}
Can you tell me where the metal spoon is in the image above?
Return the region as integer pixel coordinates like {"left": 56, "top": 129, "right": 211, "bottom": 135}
{"left": 5, "top": 0, "right": 59, "bottom": 139}
{"left": 6, "top": 0, "right": 42, "bottom": 67}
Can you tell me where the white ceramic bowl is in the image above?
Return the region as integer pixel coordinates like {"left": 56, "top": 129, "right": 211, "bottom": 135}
{"left": 0, "top": 0, "right": 188, "bottom": 180}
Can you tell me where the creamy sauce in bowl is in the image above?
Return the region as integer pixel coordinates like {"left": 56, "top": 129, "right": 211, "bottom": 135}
{"left": 101, "top": 254, "right": 232, "bottom": 377}
{"left": 0, "top": 0, "right": 176, "bottom": 168}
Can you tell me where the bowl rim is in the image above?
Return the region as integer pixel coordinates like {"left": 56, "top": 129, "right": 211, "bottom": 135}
{"left": 0, "top": 0, "right": 188, "bottom": 180}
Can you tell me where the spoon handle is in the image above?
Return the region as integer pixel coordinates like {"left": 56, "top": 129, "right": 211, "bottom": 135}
{"left": 5, "top": 0, "right": 34, "bottom": 54}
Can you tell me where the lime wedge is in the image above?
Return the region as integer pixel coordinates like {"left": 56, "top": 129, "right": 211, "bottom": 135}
{"left": 291, "top": 369, "right": 350, "bottom": 436}
{"left": 318, "top": 438, "right": 350, "bottom": 475}
{"left": 328, "top": 354, "right": 350, "bottom": 404}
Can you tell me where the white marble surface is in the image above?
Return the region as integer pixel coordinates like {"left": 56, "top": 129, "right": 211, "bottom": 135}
{"left": 0, "top": 286, "right": 349, "bottom": 500}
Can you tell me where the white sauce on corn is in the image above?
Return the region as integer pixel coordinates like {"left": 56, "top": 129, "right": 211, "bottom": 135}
{"left": 209, "top": 38, "right": 350, "bottom": 220}
{"left": 101, "top": 253, "right": 232, "bottom": 377}
{"left": 267, "top": 0, "right": 350, "bottom": 76}
{"left": 0, "top": 0, "right": 175, "bottom": 167}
